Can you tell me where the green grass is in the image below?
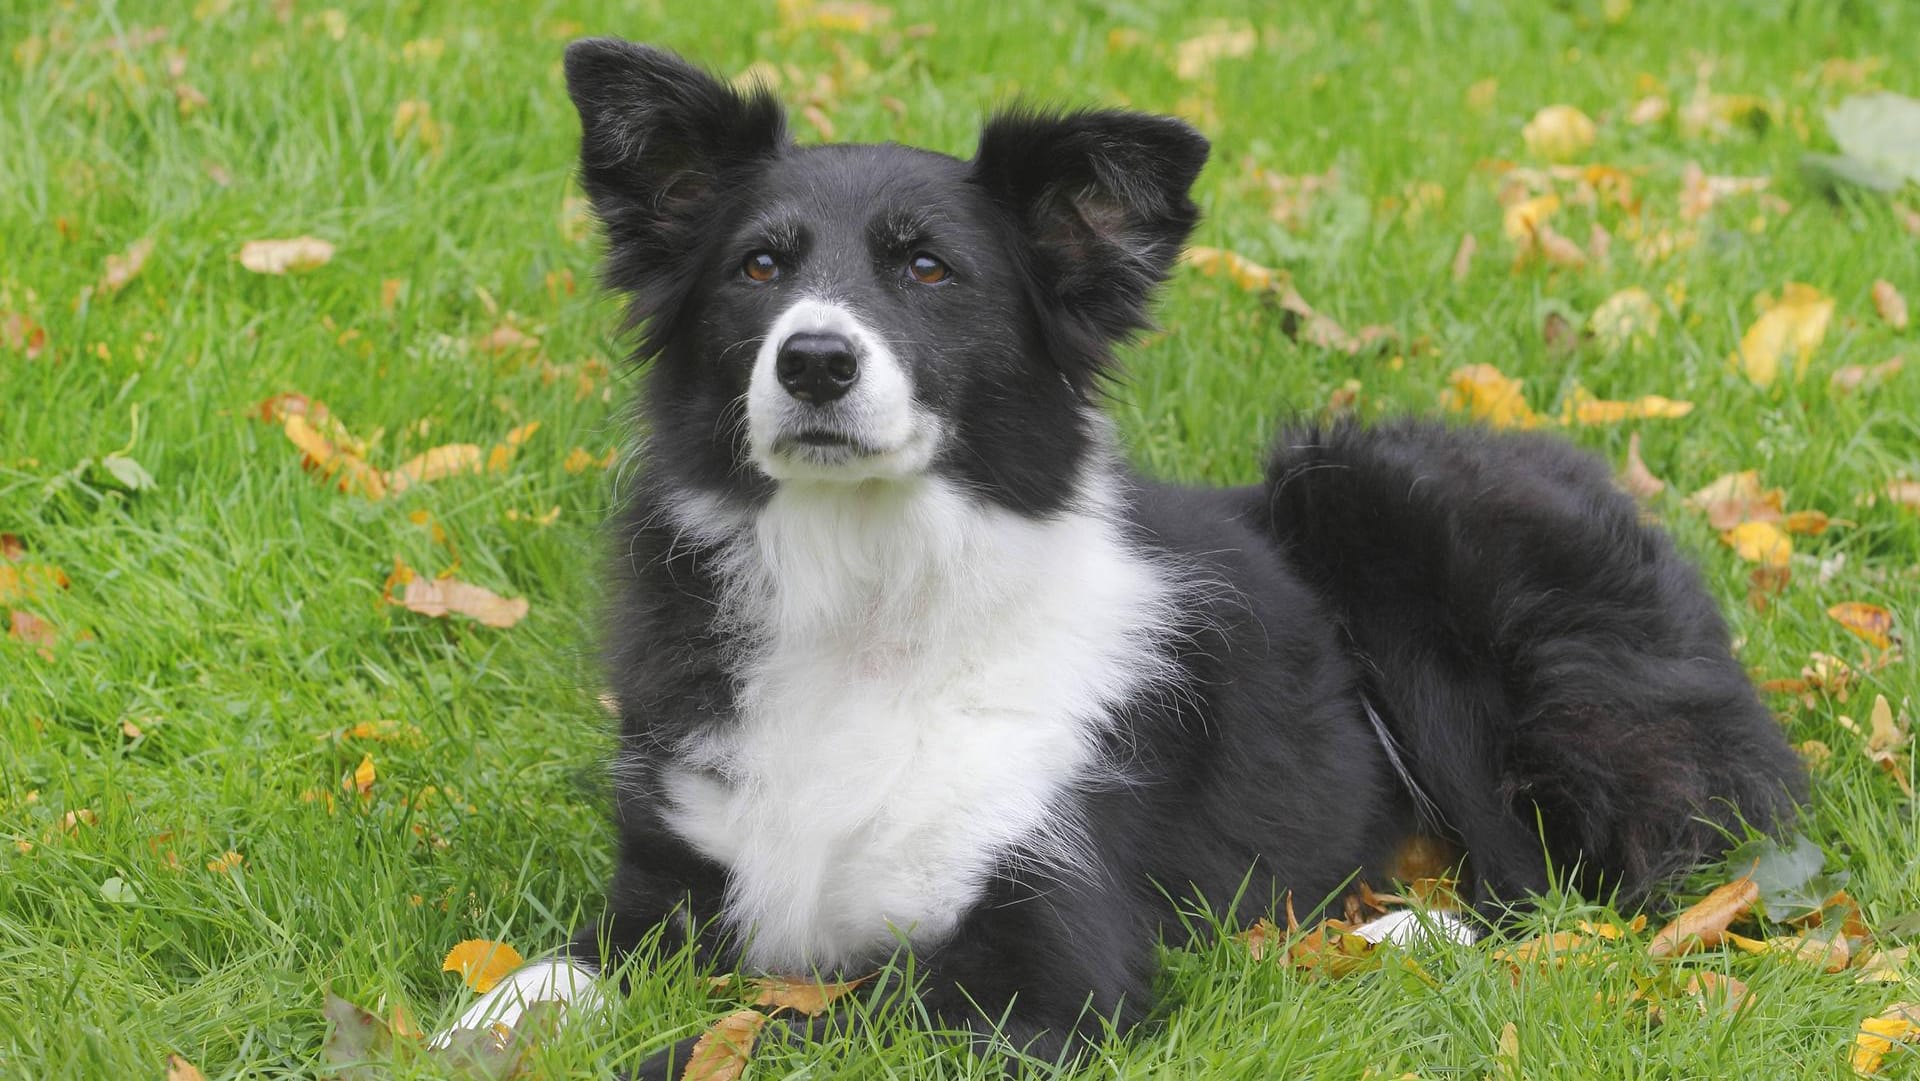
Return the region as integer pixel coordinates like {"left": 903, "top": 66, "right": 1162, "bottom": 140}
{"left": 3, "top": 0, "right": 1918, "bottom": 1077}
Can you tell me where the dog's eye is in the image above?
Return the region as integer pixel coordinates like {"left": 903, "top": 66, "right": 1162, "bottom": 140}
{"left": 906, "top": 253, "right": 950, "bottom": 285}
{"left": 742, "top": 252, "right": 780, "bottom": 283}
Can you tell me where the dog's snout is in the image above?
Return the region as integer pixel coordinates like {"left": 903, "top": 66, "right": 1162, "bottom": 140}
{"left": 776, "top": 332, "right": 859, "bottom": 404}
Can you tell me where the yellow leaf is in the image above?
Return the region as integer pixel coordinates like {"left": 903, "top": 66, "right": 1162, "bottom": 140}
{"left": 713, "top": 974, "right": 870, "bottom": 1016}
{"left": 1172, "top": 22, "right": 1257, "bottom": 81}
{"left": 1729, "top": 283, "right": 1834, "bottom": 389}
{"left": 682, "top": 1008, "right": 768, "bottom": 1081}
{"left": 1501, "top": 193, "right": 1560, "bottom": 243}
{"left": 1588, "top": 287, "right": 1661, "bottom": 351}
{"left": 1648, "top": 877, "right": 1758, "bottom": 958}
{"left": 1867, "top": 694, "right": 1904, "bottom": 756}
{"left": 238, "top": 236, "right": 334, "bottom": 274}
{"left": 1687, "top": 471, "right": 1784, "bottom": 530}
{"left": 1560, "top": 386, "right": 1693, "bottom": 426}
{"left": 1439, "top": 364, "right": 1540, "bottom": 429}
{"left": 1522, "top": 104, "right": 1596, "bottom": 161}
{"left": 1783, "top": 510, "right": 1839, "bottom": 536}
{"left": 0, "top": 562, "right": 69, "bottom": 605}
{"left": 1852, "top": 1003, "right": 1920, "bottom": 1076}
{"left": 1829, "top": 603, "right": 1895, "bottom": 651}
{"left": 343, "top": 753, "right": 375, "bottom": 798}
{"left": 1183, "top": 245, "right": 1280, "bottom": 292}
{"left": 1721, "top": 521, "right": 1792, "bottom": 567}
{"left": 165, "top": 1054, "right": 208, "bottom": 1081}
{"left": 441, "top": 939, "right": 525, "bottom": 994}
{"left": 386, "top": 443, "right": 481, "bottom": 493}
{"left": 1873, "top": 280, "right": 1910, "bottom": 331}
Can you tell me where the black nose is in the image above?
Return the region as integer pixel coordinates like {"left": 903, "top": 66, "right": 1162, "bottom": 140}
{"left": 775, "top": 332, "right": 859, "bottom": 404}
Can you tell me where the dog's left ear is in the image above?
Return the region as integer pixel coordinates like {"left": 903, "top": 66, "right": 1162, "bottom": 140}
{"left": 971, "top": 109, "right": 1209, "bottom": 382}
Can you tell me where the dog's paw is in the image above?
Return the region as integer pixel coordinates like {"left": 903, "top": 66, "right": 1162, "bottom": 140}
{"left": 1350, "top": 909, "right": 1478, "bottom": 946}
{"left": 428, "top": 958, "right": 604, "bottom": 1049}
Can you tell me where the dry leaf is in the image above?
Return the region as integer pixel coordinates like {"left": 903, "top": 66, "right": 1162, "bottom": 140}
{"left": 343, "top": 753, "right": 375, "bottom": 799}
{"left": 1873, "top": 280, "right": 1910, "bottom": 330}
{"left": 475, "top": 324, "right": 540, "bottom": 357}
{"left": 1680, "top": 163, "right": 1770, "bottom": 221}
{"left": 1891, "top": 480, "right": 1920, "bottom": 510}
{"left": 9, "top": 609, "right": 57, "bottom": 649}
{"left": 0, "top": 533, "right": 23, "bottom": 562}
{"left": 0, "top": 561, "right": 70, "bottom": 605}
{"left": 238, "top": 236, "right": 334, "bottom": 274}
{"left": 714, "top": 974, "right": 869, "bottom": 1016}
{"left": 1589, "top": 287, "right": 1662, "bottom": 352}
{"left": 1621, "top": 432, "right": 1666, "bottom": 501}
{"left": 1852, "top": 1002, "right": 1920, "bottom": 1076}
{"left": 1440, "top": 364, "right": 1540, "bottom": 429}
{"left": 1831, "top": 356, "right": 1905, "bottom": 394}
{"left": 1172, "top": 23, "right": 1256, "bottom": 81}
{"left": 1560, "top": 387, "right": 1693, "bottom": 425}
{"left": 682, "top": 1009, "right": 769, "bottom": 1081}
{"left": 1722, "top": 521, "right": 1792, "bottom": 567}
{"left": 2, "top": 311, "right": 48, "bottom": 360}
{"left": 397, "top": 577, "right": 529, "bottom": 629}
{"left": 1784, "top": 510, "right": 1840, "bottom": 536}
{"left": 1450, "top": 232, "right": 1477, "bottom": 283}
{"left": 387, "top": 444, "right": 481, "bottom": 493}
{"left": 1628, "top": 95, "right": 1670, "bottom": 125}
{"left": 1730, "top": 283, "right": 1835, "bottom": 389}
{"left": 442, "top": 939, "right": 525, "bottom": 994}
{"left": 1687, "top": 471, "right": 1785, "bottom": 530}
{"left": 1858, "top": 946, "right": 1913, "bottom": 984}
{"left": 1648, "top": 877, "right": 1758, "bottom": 958}
{"left": 1536, "top": 223, "right": 1588, "bottom": 267}
{"left": 99, "top": 237, "right": 155, "bottom": 295}
{"left": 165, "top": 1054, "right": 208, "bottom": 1081}
{"left": 1830, "top": 603, "right": 1895, "bottom": 651}
{"left": 1523, "top": 104, "right": 1596, "bottom": 161}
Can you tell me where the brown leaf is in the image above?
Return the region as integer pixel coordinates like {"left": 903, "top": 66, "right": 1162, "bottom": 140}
{"left": 9, "top": 609, "right": 57, "bottom": 648}
{"left": 1891, "top": 479, "right": 1920, "bottom": 509}
{"left": 682, "top": 1009, "right": 769, "bottom": 1081}
{"left": 1784, "top": 510, "right": 1842, "bottom": 536}
{"left": 1687, "top": 471, "right": 1784, "bottom": 530}
{"left": 475, "top": 323, "right": 540, "bottom": 357}
{"left": 0, "top": 561, "right": 70, "bottom": 604}
{"left": 716, "top": 974, "right": 869, "bottom": 1016}
{"left": 1831, "top": 356, "right": 1905, "bottom": 395}
{"left": 2, "top": 311, "right": 48, "bottom": 359}
{"left": 1450, "top": 232, "right": 1477, "bottom": 283}
{"left": 99, "top": 237, "right": 155, "bottom": 295}
{"left": 1236, "top": 917, "right": 1284, "bottom": 961}
{"left": 1874, "top": 280, "right": 1910, "bottom": 331}
{"left": 0, "top": 533, "right": 23, "bottom": 562}
{"left": 397, "top": 577, "right": 529, "bottom": 629}
{"left": 165, "top": 1054, "right": 208, "bottom": 1081}
{"left": 386, "top": 444, "right": 481, "bottom": 493}
{"left": 238, "top": 236, "right": 334, "bottom": 274}
{"left": 1830, "top": 603, "right": 1896, "bottom": 651}
{"left": 1620, "top": 433, "right": 1667, "bottom": 501}
{"left": 1648, "top": 877, "right": 1758, "bottom": 958}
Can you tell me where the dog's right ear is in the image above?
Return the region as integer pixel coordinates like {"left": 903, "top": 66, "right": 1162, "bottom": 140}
{"left": 564, "top": 39, "right": 787, "bottom": 323}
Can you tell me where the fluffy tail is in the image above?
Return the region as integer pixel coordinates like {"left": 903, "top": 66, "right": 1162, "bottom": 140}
{"left": 1253, "top": 418, "right": 1807, "bottom": 907}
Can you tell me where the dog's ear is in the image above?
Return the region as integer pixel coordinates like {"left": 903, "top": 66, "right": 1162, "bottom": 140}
{"left": 564, "top": 39, "right": 787, "bottom": 341}
{"left": 970, "top": 108, "right": 1209, "bottom": 383}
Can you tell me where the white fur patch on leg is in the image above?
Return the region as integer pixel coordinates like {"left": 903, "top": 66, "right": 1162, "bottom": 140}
{"left": 427, "top": 959, "right": 603, "bottom": 1049}
{"left": 1351, "top": 909, "right": 1479, "bottom": 946}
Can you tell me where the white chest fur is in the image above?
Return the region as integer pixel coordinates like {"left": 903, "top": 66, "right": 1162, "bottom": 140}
{"left": 659, "top": 476, "right": 1176, "bottom": 973}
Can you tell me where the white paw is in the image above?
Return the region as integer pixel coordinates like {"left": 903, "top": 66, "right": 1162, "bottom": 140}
{"left": 1351, "top": 909, "right": 1478, "bottom": 946}
{"left": 427, "top": 959, "right": 604, "bottom": 1049}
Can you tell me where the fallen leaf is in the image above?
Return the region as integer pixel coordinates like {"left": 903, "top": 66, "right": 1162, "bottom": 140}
{"left": 206, "top": 850, "right": 243, "bottom": 873}
{"left": 1, "top": 311, "right": 48, "bottom": 360}
{"left": 1589, "top": 287, "right": 1661, "bottom": 352}
{"left": 1523, "top": 104, "right": 1596, "bottom": 161}
{"left": 386, "top": 444, "right": 481, "bottom": 493}
{"left": 343, "top": 753, "right": 375, "bottom": 799}
{"left": 165, "top": 1054, "right": 207, "bottom": 1081}
{"left": 475, "top": 324, "right": 540, "bottom": 357}
{"left": 683, "top": 1009, "right": 769, "bottom": 1081}
{"left": 321, "top": 991, "right": 394, "bottom": 1079}
{"left": 1852, "top": 1001, "right": 1920, "bottom": 1076}
{"left": 1784, "top": 510, "right": 1841, "bottom": 536}
{"left": 1560, "top": 387, "right": 1693, "bottom": 426}
{"left": 712, "top": 974, "right": 869, "bottom": 1016}
{"left": 1172, "top": 22, "right": 1256, "bottom": 81}
{"left": 442, "top": 939, "right": 525, "bottom": 994}
{"left": 1891, "top": 480, "right": 1920, "bottom": 509}
{"left": 1440, "top": 364, "right": 1540, "bottom": 429}
{"left": 1628, "top": 95, "right": 1670, "bottom": 125}
{"left": 9, "top": 610, "right": 58, "bottom": 649}
{"left": 1831, "top": 356, "right": 1905, "bottom": 394}
{"left": 1829, "top": 603, "right": 1895, "bottom": 650}
{"left": 1648, "top": 877, "right": 1759, "bottom": 958}
{"left": 396, "top": 577, "right": 529, "bottom": 629}
{"left": 1867, "top": 694, "right": 1905, "bottom": 756}
{"left": 1620, "top": 432, "right": 1666, "bottom": 501}
{"left": 1873, "top": 280, "right": 1909, "bottom": 330}
{"left": 238, "top": 236, "right": 334, "bottom": 274}
{"left": 1450, "top": 232, "right": 1477, "bottom": 283}
{"left": 1722, "top": 521, "right": 1792, "bottom": 567}
{"left": 1858, "top": 946, "right": 1913, "bottom": 984}
{"left": 1687, "top": 471, "right": 1785, "bottom": 530}
{"left": 1730, "top": 283, "right": 1835, "bottom": 389}
{"left": 0, "top": 561, "right": 70, "bottom": 604}
{"left": 0, "top": 534, "right": 22, "bottom": 562}
{"left": 780, "top": 0, "right": 892, "bottom": 34}
{"left": 99, "top": 237, "right": 155, "bottom": 295}
{"left": 1680, "top": 163, "right": 1771, "bottom": 221}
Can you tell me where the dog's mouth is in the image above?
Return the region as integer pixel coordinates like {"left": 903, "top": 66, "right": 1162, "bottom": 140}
{"left": 773, "top": 429, "right": 880, "bottom": 457}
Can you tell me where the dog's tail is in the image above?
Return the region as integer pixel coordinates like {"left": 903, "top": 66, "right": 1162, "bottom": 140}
{"left": 1247, "top": 417, "right": 1807, "bottom": 908}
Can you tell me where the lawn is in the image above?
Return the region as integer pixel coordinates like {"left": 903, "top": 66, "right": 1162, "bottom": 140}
{"left": 2, "top": 0, "right": 1918, "bottom": 1077}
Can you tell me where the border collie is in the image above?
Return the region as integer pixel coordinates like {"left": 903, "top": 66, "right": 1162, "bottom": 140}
{"left": 440, "top": 38, "right": 1808, "bottom": 1075}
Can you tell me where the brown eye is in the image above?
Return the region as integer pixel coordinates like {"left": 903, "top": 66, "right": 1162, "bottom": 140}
{"left": 907, "top": 253, "right": 949, "bottom": 285}
{"left": 742, "top": 251, "right": 779, "bottom": 283}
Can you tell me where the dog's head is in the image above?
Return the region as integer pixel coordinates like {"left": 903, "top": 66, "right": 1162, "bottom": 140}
{"left": 565, "top": 39, "right": 1208, "bottom": 513}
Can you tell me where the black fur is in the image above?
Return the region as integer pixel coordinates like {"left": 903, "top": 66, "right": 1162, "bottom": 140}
{"left": 558, "top": 40, "right": 1807, "bottom": 1075}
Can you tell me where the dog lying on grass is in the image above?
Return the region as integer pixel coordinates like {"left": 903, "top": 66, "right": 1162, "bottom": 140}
{"left": 436, "top": 38, "right": 1807, "bottom": 1076}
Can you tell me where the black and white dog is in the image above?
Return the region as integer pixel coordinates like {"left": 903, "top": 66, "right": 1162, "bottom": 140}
{"left": 441, "top": 38, "right": 1807, "bottom": 1073}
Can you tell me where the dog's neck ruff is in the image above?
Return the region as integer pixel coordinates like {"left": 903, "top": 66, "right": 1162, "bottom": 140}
{"left": 656, "top": 460, "right": 1181, "bottom": 973}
